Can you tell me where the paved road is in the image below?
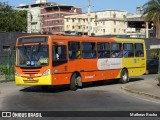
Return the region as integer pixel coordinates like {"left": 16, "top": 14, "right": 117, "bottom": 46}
{"left": 0, "top": 74, "right": 160, "bottom": 119}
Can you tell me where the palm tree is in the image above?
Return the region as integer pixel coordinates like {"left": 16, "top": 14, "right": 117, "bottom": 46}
{"left": 143, "top": 0, "right": 160, "bottom": 38}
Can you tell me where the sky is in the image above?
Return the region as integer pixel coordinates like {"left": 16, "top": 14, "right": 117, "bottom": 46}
{"left": 1, "top": 0, "right": 149, "bottom": 13}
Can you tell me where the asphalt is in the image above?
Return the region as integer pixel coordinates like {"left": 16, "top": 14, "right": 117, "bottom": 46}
{"left": 121, "top": 77, "right": 160, "bottom": 100}
{"left": 0, "top": 76, "right": 160, "bottom": 101}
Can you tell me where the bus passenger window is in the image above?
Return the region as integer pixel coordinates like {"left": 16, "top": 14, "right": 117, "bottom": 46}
{"left": 97, "top": 42, "right": 110, "bottom": 58}
{"left": 123, "top": 43, "right": 134, "bottom": 58}
{"left": 68, "top": 42, "right": 81, "bottom": 59}
{"left": 82, "top": 42, "right": 97, "bottom": 59}
{"left": 111, "top": 43, "right": 122, "bottom": 58}
{"left": 135, "top": 43, "right": 144, "bottom": 57}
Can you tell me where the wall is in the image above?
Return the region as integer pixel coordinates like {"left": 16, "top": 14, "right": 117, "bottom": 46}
{"left": 0, "top": 32, "right": 29, "bottom": 57}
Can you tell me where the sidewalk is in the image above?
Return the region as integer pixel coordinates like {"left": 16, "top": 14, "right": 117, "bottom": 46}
{"left": 121, "top": 78, "right": 160, "bottom": 100}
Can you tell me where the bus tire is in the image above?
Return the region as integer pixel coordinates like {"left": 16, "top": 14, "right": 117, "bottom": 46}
{"left": 70, "top": 73, "right": 81, "bottom": 91}
{"left": 41, "top": 86, "right": 49, "bottom": 91}
{"left": 119, "top": 69, "right": 129, "bottom": 84}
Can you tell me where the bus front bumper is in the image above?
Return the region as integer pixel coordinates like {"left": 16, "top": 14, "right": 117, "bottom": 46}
{"left": 15, "top": 75, "right": 52, "bottom": 86}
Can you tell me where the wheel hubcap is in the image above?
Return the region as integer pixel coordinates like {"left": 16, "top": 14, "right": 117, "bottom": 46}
{"left": 123, "top": 72, "right": 127, "bottom": 81}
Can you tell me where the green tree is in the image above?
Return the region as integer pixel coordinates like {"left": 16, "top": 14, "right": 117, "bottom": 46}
{"left": 0, "top": 2, "right": 27, "bottom": 32}
{"left": 143, "top": 0, "right": 160, "bottom": 38}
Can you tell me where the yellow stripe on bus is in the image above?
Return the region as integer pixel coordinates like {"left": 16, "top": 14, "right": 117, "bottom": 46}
{"left": 15, "top": 75, "right": 52, "bottom": 86}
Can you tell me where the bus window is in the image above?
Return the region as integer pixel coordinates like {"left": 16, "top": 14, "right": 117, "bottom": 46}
{"left": 111, "top": 43, "right": 122, "bottom": 58}
{"left": 123, "top": 43, "right": 134, "bottom": 58}
{"left": 97, "top": 42, "right": 110, "bottom": 58}
{"left": 68, "top": 42, "right": 81, "bottom": 59}
{"left": 82, "top": 42, "right": 97, "bottom": 59}
{"left": 52, "top": 45, "right": 67, "bottom": 66}
{"left": 135, "top": 43, "right": 144, "bottom": 57}
{"left": 16, "top": 45, "right": 49, "bottom": 67}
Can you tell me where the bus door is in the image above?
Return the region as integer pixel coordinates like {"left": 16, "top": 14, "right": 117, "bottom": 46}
{"left": 134, "top": 43, "right": 146, "bottom": 75}
{"left": 52, "top": 43, "right": 69, "bottom": 85}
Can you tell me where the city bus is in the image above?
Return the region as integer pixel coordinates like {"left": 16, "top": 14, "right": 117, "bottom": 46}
{"left": 15, "top": 35, "right": 146, "bottom": 90}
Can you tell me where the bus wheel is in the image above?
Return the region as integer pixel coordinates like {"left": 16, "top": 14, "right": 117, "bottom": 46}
{"left": 119, "top": 69, "right": 129, "bottom": 84}
{"left": 70, "top": 73, "right": 82, "bottom": 91}
{"left": 41, "top": 86, "right": 49, "bottom": 91}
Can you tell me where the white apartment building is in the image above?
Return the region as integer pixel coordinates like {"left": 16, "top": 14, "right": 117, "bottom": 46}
{"left": 64, "top": 13, "right": 96, "bottom": 35}
{"left": 64, "top": 10, "right": 128, "bottom": 36}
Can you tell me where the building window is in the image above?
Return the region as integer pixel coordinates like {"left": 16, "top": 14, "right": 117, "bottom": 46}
{"left": 114, "top": 28, "right": 116, "bottom": 33}
{"left": 113, "top": 13, "right": 116, "bottom": 18}
{"left": 66, "top": 18, "right": 69, "bottom": 22}
{"left": 3, "top": 46, "right": 10, "bottom": 51}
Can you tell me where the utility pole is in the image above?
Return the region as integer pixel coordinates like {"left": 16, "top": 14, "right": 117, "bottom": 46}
{"left": 27, "top": 5, "right": 32, "bottom": 33}
{"left": 88, "top": 0, "right": 91, "bottom": 36}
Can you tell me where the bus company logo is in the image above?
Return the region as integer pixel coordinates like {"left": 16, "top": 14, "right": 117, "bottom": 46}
{"left": 2, "top": 112, "right": 11, "bottom": 117}
{"left": 1, "top": 112, "right": 42, "bottom": 118}
{"left": 29, "top": 74, "right": 32, "bottom": 77}
{"left": 101, "top": 59, "right": 109, "bottom": 66}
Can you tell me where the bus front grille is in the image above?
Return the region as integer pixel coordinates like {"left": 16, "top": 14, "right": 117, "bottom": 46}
{"left": 22, "top": 69, "right": 40, "bottom": 74}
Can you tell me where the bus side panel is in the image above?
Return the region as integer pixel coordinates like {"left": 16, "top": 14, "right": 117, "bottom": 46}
{"left": 52, "top": 73, "right": 71, "bottom": 85}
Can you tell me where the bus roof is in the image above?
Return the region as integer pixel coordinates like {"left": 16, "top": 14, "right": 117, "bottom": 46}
{"left": 17, "top": 34, "right": 144, "bottom": 43}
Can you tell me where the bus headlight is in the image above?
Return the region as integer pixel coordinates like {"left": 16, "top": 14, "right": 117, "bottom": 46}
{"left": 42, "top": 69, "right": 50, "bottom": 76}
{"left": 15, "top": 71, "right": 20, "bottom": 76}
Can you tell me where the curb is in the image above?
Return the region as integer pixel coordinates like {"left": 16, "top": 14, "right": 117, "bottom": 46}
{"left": 121, "top": 86, "right": 160, "bottom": 100}
{"left": 0, "top": 80, "right": 14, "bottom": 83}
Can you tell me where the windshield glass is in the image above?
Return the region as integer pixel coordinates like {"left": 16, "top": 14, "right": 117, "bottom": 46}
{"left": 16, "top": 45, "right": 49, "bottom": 67}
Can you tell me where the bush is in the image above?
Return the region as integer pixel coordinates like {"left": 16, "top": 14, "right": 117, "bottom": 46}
{"left": 0, "top": 65, "right": 7, "bottom": 75}
{"left": 0, "top": 65, "right": 14, "bottom": 75}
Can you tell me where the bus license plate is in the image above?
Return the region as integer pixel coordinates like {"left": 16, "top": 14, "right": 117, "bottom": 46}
{"left": 27, "top": 78, "right": 33, "bottom": 80}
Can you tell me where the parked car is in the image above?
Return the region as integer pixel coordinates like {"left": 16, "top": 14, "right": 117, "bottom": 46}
{"left": 146, "top": 59, "right": 159, "bottom": 74}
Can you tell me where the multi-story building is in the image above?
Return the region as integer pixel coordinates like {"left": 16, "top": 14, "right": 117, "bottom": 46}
{"left": 17, "top": 0, "right": 82, "bottom": 34}
{"left": 64, "top": 13, "right": 96, "bottom": 35}
{"left": 17, "top": 0, "right": 48, "bottom": 33}
{"left": 41, "top": 3, "right": 82, "bottom": 34}
{"left": 95, "top": 10, "right": 127, "bottom": 36}
{"left": 64, "top": 10, "right": 128, "bottom": 36}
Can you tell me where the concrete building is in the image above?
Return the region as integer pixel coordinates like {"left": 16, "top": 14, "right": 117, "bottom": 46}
{"left": 17, "top": 1, "right": 47, "bottom": 33}
{"left": 17, "top": 0, "right": 82, "bottom": 34}
{"left": 41, "top": 3, "right": 82, "bottom": 34}
{"left": 64, "top": 10, "right": 128, "bottom": 36}
{"left": 94, "top": 10, "right": 127, "bottom": 36}
{"left": 64, "top": 13, "right": 96, "bottom": 35}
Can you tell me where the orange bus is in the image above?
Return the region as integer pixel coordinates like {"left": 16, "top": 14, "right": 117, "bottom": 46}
{"left": 15, "top": 35, "right": 146, "bottom": 90}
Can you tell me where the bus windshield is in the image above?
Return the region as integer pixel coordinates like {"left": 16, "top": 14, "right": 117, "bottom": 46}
{"left": 16, "top": 45, "right": 49, "bottom": 67}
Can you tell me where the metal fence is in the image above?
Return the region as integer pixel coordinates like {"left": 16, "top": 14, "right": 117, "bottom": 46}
{"left": 0, "top": 54, "right": 15, "bottom": 82}
{"left": 0, "top": 32, "right": 29, "bottom": 82}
